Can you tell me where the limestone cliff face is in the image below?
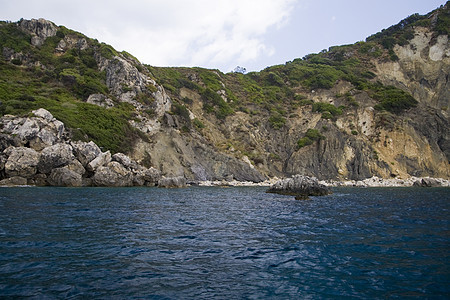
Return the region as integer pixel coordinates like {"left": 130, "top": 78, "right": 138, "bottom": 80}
{"left": 375, "top": 27, "right": 449, "bottom": 110}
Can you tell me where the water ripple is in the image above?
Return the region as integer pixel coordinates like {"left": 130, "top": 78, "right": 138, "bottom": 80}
{"left": 0, "top": 186, "right": 449, "bottom": 298}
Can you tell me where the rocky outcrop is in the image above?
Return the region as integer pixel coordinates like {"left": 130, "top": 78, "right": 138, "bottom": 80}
{"left": 267, "top": 175, "right": 332, "bottom": 200}
{"left": 0, "top": 108, "right": 65, "bottom": 151}
{"left": 0, "top": 109, "right": 165, "bottom": 187}
{"left": 19, "top": 18, "right": 57, "bottom": 47}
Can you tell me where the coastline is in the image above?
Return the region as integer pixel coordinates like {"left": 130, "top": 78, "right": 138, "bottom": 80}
{"left": 194, "top": 176, "right": 450, "bottom": 188}
{"left": 1, "top": 176, "right": 449, "bottom": 188}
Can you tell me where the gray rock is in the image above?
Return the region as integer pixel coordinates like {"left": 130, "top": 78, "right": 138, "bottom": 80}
{"left": 86, "top": 94, "right": 114, "bottom": 108}
{"left": 267, "top": 175, "right": 332, "bottom": 200}
{"left": 87, "top": 151, "right": 111, "bottom": 172}
{"left": 92, "top": 161, "right": 133, "bottom": 187}
{"left": 142, "top": 167, "right": 161, "bottom": 186}
{"left": 32, "top": 108, "right": 54, "bottom": 122}
{"left": 38, "top": 143, "right": 74, "bottom": 174}
{"left": 0, "top": 176, "right": 28, "bottom": 186}
{"left": 19, "top": 18, "right": 57, "bottom": 47}
{"left": 413, "top": 178, "right": 442, "bottom": 187}
{"left": 66, "top": 159, "right": 85, "bottom": 176}
{"left": 158, "top": 176, "right": 187, "bottom": 188}
{"left": 72, "top": 141, "right": 102, "bottom": 167}
{"left": 47, "top": 167, "right": 82, "bottom": 187}
{"left": 4, "top": 147, "right": 40, "bottom": 178}
{"left": 112, "top": 153, "right": 133, "bottom": 169}
{"left": 31, "top": 173, "right": 48, "bottom": 186}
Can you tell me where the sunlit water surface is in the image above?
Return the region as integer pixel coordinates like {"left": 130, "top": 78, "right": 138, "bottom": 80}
{"left": 0, "top": 186, "right": 449, "bottom": 298}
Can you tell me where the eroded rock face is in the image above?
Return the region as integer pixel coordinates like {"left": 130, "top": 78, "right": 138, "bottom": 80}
{"left": 4, "top": 147, "right": 40, "bottom": 178}
{"left": 267, "top": 175, "right": 332, "bottom": 200}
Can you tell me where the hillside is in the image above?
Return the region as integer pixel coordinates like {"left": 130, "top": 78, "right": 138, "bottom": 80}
{"left": 0, "top": 2, "right": 449, "bottom": 183}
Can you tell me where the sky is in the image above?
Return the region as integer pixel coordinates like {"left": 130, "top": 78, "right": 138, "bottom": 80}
{"left": 0, "top": 0, "right": 447, "bottom": 72}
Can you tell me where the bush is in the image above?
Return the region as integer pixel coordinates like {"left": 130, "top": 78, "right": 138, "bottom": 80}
{"left": 371, "top": 85, "right": 417, "bottom": 114}
{"left": 201, "top": 88, "right": 233, "bottom": 119}
{"left": 312, "top": 102, "right": 343, "bottom": 119}
{"left": 268, "top": 113, "right": 286, "bottom": 129}
{"left": 297, "top": 128, "right": 325, "bottom": 148}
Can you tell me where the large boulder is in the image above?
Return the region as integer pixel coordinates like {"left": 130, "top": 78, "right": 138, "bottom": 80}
{"left": 47, "top": 167, "right": 82, "bottom": 187}
{"left": 71, "top": 141, "right": 102, "bottom": 167}
{"left": 92, "top": 161, "right": 133, "bottom": 187}
{"left": 0, "top": 176, "right": 28, "bottom": 186}
{"left": 37, "top": 143, "right": 74, "bottom": 174}
{"left": 267, "top": 175, "right": 332, "bottom": 200}
{"left": 158, "top": 176, "right": 187, "bottom": 188}
{"left": 4, "top": 147, "right": 40, "bottom": 178}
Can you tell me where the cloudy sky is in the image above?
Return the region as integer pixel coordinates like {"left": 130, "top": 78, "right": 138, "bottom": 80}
{"left": 0, "top": 0, "right": 446, "bottom": 72}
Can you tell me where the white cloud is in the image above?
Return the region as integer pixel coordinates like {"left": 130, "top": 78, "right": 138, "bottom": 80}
{"left": 74, "top": 0, "right": 297, "bottom": 71}
{"left": 0, "top": 0, "right": 297, "bottom": 71}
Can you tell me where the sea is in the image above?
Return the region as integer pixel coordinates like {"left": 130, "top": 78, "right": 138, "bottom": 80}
{"left": 0, "top": 186, "right": 449, "bottom": 299}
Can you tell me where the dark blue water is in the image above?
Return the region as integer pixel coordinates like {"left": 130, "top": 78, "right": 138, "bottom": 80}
{"left": 0, "top": 187, "right": 449, "bottom": 299}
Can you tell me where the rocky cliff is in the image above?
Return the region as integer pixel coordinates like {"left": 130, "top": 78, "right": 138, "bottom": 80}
{"left": 0, "top": 3, "right": 448, "bottom": 185}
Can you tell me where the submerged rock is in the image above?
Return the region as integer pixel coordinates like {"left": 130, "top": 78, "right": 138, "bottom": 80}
{"left": 267, "top": 175, "right": 332, "bottom": 200}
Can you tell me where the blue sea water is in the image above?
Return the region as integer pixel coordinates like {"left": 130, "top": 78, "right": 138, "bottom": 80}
{"left": 0, "top": 186, "right": 449, "bottom": 299}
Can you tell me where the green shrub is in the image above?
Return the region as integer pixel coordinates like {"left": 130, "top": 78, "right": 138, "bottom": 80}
{"left": 297, "top": 128, "right": 325, "bottom": 148}
{"left": 193, "top": 118, "right": 205, "bottom": 129}
{"left": 268, "top": 113, "right": 286, "bottom": 129}
{"left": 371, "top": 85, "right": 417, "bottom": 114}
{"left": 201, "top": 88, "right": 233, "bottom": 119}
{"left": 171, "top": 102, "right": 190, "bottom": 122}
{"left": 312, "top": 102, "right": 343, "bottom": 119}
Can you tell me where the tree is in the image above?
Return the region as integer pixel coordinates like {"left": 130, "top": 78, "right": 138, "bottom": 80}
{"left": 233, "top": 66, "right": 246, "bottom": 74}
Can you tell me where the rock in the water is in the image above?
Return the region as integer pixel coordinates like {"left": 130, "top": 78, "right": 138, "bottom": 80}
{"left": 267, "top": 175, "right": 332, "bottom": 199}
{"left": 0, "top": 176, "right": 28, "bottom": 186}
{"left": 158, "top": 176, "right": 187, "bottom": 188}
{"left": 37, "top": 143, "right": 74, "bottom": 174}
{"left": 92, "top": 161, "right": 133, "bottom": 187}
{"left": 4, "top": 147, "right": 40, "bottom": 178}
{"left": 142, "top": 167, "right": 161, "bottom": 186}
{"left": 413, "top": 178, "right": 442, "bottom": 187}
{"left": 47, "top": 167, "right": 82, "bottom": 187}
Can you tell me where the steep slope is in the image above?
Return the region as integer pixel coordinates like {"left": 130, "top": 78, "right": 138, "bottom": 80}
{"left": 0, "top": 3, "right": 449, "bottom": 183}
